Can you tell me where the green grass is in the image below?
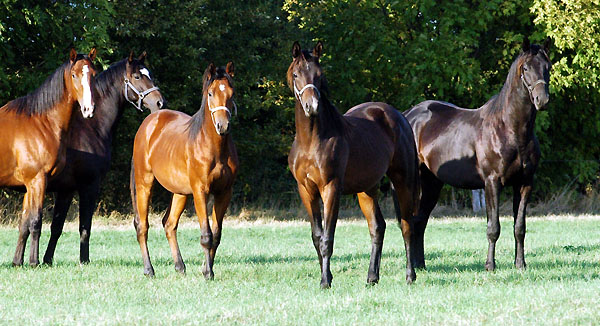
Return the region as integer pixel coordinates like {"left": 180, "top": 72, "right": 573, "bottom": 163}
{"left": 0, "top": 216, "right": 599, "bottom": 325}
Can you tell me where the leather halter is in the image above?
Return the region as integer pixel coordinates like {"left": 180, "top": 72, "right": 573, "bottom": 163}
{"left": 124, "top": 76, "right": 160, "bottom": 111}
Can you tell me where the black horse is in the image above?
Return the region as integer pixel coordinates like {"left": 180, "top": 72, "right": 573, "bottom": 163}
{"left": 403, "top": 37, "right": 551, "bottom": 271}
{"left": 42, "top": 52, "right": 165, "bottom": 264}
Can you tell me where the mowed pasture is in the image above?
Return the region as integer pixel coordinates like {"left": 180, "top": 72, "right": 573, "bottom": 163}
{"left": 0, "top": 215, "right": 599, "bottom": 325}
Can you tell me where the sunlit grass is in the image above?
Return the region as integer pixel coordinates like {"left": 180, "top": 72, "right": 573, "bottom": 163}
{"left": 0, "top": 216, "right": 599, "bottom": 325}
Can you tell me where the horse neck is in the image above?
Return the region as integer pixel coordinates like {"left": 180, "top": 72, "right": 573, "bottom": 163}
{"left": 46, "top": 90, "right": 78, "bottom": 133}
{"left": 91, "top": 78, "right": 127, "bottom": 140}
{"left": 294, "top": 96, "right": 344, "bottom": 146}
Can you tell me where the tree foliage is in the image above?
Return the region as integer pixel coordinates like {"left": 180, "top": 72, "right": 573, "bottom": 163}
{"left": 0, "top": 0, "right": 598, "bottom": 212}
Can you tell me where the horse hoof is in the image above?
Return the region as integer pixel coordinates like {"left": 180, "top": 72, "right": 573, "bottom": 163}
{"left": 175, "top": 264, "right": 186, "bottom": 275}
{"left": 366, "top": 276, "right": 379, "bottom": 285}
{"left": 406, "top": 271, "right": 416, "bottom": 284}
{"left": 320, "top": 281, "right": 331, "bottom": 289}
{"left": 485, "top": 261, "right": 496, "bottom": 271}
{"left": 144, "top": 268, "right": 155, "bottom": 278}
{"left": 80, "top": 259, "right": 90, "bottom": 265}
{"left": 11, "top": 261, "right": 23, "bottom": 267}
{"left": 203, "top": 271, "right": 214, "bottom": 280}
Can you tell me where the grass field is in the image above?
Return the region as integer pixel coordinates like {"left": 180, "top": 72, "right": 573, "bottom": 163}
{"left": 0, "top": 215, "right": 599, "bottom": 325}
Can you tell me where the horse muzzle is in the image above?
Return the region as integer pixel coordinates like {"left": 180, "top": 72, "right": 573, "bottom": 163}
{"left": 303, "top": 97, "right": 319, "bottom": 117}
{"left": 80, "top": 103, "right": 94, "bottom": 118}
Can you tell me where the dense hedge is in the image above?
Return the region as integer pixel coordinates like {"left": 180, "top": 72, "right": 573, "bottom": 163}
{"left": 1, "top": 1, "right": 598, "bottom": 213}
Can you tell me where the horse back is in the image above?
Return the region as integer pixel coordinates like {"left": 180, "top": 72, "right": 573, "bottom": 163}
{"left": 404, "top": 100, "right": 484, "bottom": 188}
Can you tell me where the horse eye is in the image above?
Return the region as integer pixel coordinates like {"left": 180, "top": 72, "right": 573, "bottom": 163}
{"left": 134, "top": 75, "right": 140, "bottom": 80}
{"left": 208, "top": 92, "right": 213, "bottom": 97}
{"left": 293, "top": 73, "right": 298, "bottom": 78}
{"left": 72, "top": 74, "right": 76, "bottom": 78}
{"left": 523, "top": 66, "right": 528, "bottom": 72}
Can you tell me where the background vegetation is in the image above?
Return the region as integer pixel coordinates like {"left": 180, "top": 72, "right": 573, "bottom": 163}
{"left": 0, "top": 0, "right": 598, "bottom": 214}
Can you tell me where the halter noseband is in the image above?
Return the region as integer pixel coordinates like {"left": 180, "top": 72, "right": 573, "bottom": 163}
{"left": 208, "top": 99, "right": 237, "bottom": 132}
{"left": 293, "top": 80, "right": 320, "bottom": 108}
{"left": 520, "top": 73, "right": 546, "bottom": 97}
{"left": 124, "top": 76, "right": 160, "bottom": 111}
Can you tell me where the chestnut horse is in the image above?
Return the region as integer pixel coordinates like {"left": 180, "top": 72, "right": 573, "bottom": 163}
{"left": 287, "top": 42, "right": 419, "bottom": 288}
{"left": 131, "top": 63, "right": 237, "bottom": 278}
{"left": 42, "top": 51, "right": 165, "bottom": 265}
{"left": 0, "top": 48, "right": 97, "bottom": 266}
{"left": 403, "top": 37, "right": 551, "bottom": 270}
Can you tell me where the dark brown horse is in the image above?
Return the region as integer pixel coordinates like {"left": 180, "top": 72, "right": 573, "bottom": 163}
{"left": 287, "top": 42, "right": 419, "bottom": 288}
{"left": 131, "top": 63, "right": 237, "bottom": 278}
{"left": 42, "top": 51, "right": 164, "bottom": 265}
{"left": 0, "top": 48, "right": 97, "bottom": 266}
{"left": 403, "top": 37, "right": 551, "bottom": 270}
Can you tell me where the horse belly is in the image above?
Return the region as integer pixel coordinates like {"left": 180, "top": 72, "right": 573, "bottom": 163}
{"left": 424, "top": 139, "right": 484, "bottom": 189}
{"left": 153, "top": 167, "right": 193, "bottom": 195}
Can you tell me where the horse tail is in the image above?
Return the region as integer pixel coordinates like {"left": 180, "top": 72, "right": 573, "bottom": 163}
{"left": 130, "top": 157, "right": 140, "bottom": 230}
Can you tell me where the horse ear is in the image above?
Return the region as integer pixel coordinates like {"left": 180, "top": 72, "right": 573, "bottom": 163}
{"left": 88, "top": 48, "right": 97, "bottom": 61}
{"left": 226, "top": 61, "right": 235, "bottom": 77}
{"left": 313, "top": 41, "right": 323, "bottom": 58}
{"left": 543, "top": 36, "right": 551, "bottom": 53}
{"left": 138, "top": 51, "right": 147, "bottom": 62}
{"left": 69, "top": 48, "right": 77, "bottom": 63}
{"left": 522, "top": 36, "right": 530, "bottom": 52}
{"left": 206, "top": 63, "right": 216, "bottom": 80}
{"left": 128, "top": 50, "right": 134, "bottom": 63}
{"left": 292, "top": 41, "right": 302, "bottom": 58}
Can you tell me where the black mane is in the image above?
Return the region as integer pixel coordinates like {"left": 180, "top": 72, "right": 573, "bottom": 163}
{"left": 94, "top": 59, "right": 128, "bottom": 99}
{"left": 187, "top": 65, "right": 234, "bottom": 139}
{"left": 4, "top": 54, "right": 89, "bottom": 116}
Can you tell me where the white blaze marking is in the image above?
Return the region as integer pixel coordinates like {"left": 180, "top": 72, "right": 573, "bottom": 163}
{"left": 80, "top": 64, "right": 93, "bottom": 118}
{"left": 140, "top": 68, "right": 151, "bottom": 80}
{"left": 219, "top": 84, "right": 226, "bottom": 92}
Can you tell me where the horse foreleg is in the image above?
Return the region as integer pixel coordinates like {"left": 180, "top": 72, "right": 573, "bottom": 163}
{"left": 192, "top": 190, "right": 212, "bottom": 280}
{"left": 484, "top": 178, "right": 502, "bottom": 271}
{"left": 357, "top": 189, "right": 385, "bottom": 285}
{"left": 78, "top": 181, "right": 100, "bottom": 264}
{"left": 319, "top": 181, "right": 341, "bottom": 289}
{"left": 43, "top": 191, "right": 75, "bottom": 265}
{"left": 18, "top": 173, "right": 46, "bottom": 267}
{"left": 297, "top": 184, "right": 323, "bottom": 269}
{"left": 513, "top": 182, "right": 531, "bottom": 269}
{"left": 163, "top": 194, "right": 187, "bottom": 274}
{"left": 209, "top": 189, "right": 233, "bottom": 277}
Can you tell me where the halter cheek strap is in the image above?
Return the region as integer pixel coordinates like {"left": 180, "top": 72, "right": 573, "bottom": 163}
{"left": 124, "top": 76, "right": 160, "bottom": 111}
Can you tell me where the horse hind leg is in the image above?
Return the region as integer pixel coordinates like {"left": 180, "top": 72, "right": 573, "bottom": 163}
{"left": 357, "top": 189, "right": 385, "bottom": 285}
{"left": 131, "top": 163, "right": 155, "bottom": 277}
{"left": 388, "top": 171, "right": 418, "bottom": 284}
{"left": 408, "top": 166, "right": 443, "bottom": 269}
{"left": 163, "top": 194, "right": 187, "bottom": 274}
{"left": 43, "top": 191, "right": 75, "bottom": 265}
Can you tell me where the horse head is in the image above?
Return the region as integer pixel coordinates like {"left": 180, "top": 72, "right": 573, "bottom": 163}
{"left": 288, "top": 41, "right": 325, "bottom": 117}
{"left": 124, "top": 51, "right": 165, "bottom": 112}
{"left": 519, "top": 37, "right": 552, "bottom": 111}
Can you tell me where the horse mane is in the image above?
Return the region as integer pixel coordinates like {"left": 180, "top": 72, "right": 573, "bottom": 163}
{"left": 484, "top": 44, "right": 548, "bottom": 115}
{"left": 187, "top": 65, "right": 234, "bottom": 139}
{"left": 4, "top": 54, "right": 89, "bottom": 116}
{"left": 94, "top": 58, "right": 128, "bottom": 99}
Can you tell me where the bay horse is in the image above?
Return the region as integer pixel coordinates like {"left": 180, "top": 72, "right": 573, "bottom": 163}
{"left": 403, "top": 37, "right": 551, "bottom": 271}
{"left": 0, "top": 48, "right": 97, "bottom": 266}
{"left": 131, "top": 62, "right": 238, "bottom": 278}
{"left": 287, "top": 42, "right": 419, "bottom": 288}
{"left": 42, "top": 51, "right": 165, "bottom": 265}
